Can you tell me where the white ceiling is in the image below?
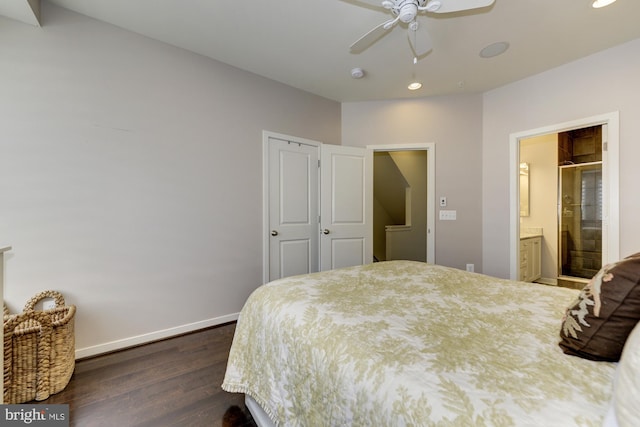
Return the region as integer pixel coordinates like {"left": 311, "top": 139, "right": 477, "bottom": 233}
{"left": 0, "top": 0, "right": 40, "bottom": 26}
{"left": 6, "top": 0, "right": 640, "bottom": 102}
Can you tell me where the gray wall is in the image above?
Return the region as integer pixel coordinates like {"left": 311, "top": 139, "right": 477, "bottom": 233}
{"left": 342, "top": 94, "right": 484, "bottom": 272}
{"left": 0, "top": 3, "right": 341, "bottom": 357}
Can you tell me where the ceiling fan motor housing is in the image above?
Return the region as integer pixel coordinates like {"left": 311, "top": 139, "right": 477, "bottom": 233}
{"left": 399, "top": 3, "right": 418, "bottom": 22}
{"left": 392, "top": 0, "right": 430, "bottom": 23}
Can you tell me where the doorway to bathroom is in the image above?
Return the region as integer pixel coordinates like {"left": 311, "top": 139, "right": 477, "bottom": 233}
{"left": 520, "top": 126, "right": 603, "bottom": 287}
{"left": 509, "top": 112, "right": 619, "bottom": 286}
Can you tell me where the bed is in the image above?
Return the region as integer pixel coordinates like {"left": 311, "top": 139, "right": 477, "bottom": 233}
{"left": 222, "top": 260, "right": 638, "bottom": 426}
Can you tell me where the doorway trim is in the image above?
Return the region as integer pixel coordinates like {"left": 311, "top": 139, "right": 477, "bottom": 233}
{"left": 367, "top": 143, "right": 436, "bottom": 265}
{"left": 508, "top": 112, "right": 620, "bottom": 281}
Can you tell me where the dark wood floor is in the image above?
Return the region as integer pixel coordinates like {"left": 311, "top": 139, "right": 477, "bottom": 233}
{"left": 35, "top": 322, "right": 258, "bottom": 427}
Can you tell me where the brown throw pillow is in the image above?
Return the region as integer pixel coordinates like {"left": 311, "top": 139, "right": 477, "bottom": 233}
{"left": 559, "top": 252, "right": 640, "bottom": 361}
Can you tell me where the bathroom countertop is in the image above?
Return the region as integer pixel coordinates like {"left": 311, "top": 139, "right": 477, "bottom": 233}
{"left": 520, "top": 233, "right": 543, "bottom": 239}
{"left": 520, "top": 227, "right": 543, "bottom": 240}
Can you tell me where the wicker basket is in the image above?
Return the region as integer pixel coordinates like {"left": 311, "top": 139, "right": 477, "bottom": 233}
{"left": 3, "top": 291, "right": 76, "bottom": 404}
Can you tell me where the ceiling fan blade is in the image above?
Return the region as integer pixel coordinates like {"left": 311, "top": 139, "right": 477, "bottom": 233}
{"left": 407, "top": 22, "right": 433, "bottom": 57}
{"left": 350, "top": 20, "right": 395, "bottom": 53}
{"left": 431, "top": 0, "right": 495, "bottom": 14}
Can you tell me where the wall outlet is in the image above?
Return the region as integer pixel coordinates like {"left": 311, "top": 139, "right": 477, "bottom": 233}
{"left": 466, "top": 264, "right": 475, "bottom": 272}
{"left": 43, "top": 300, "right": 56, "bottom": 310}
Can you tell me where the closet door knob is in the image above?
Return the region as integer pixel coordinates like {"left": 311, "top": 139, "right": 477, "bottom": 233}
{"left": 271, "top": 230, "right": 278, "bottom": 236}
{"left": 322, "top": 229, "right": 330, "bottom": 235}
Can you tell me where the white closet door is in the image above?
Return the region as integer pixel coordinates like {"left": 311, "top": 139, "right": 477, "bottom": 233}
{"left": 268, "top": 137, "right": 319, "bottom": 281}
{"left": 320, "top": 144, "right": 373, "bottom": 271}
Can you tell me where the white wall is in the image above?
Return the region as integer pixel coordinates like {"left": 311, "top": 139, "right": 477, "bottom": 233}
{"left": 0, "top": 3, "right": 341, "bottom": 357}
{"left": 483, "top": 38, "right": 640, "bottom": 278}
{"left": 342, "top": 94, "right": 483, "bottom": 271}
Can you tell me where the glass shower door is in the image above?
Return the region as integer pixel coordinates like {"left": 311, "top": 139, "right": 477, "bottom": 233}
{"left": 559, "top": 162, "right": 603, "bottom": 279}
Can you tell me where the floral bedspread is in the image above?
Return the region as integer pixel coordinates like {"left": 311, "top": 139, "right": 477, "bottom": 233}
{"left": 222, "top": 261, "right": 616, "bottom": 426}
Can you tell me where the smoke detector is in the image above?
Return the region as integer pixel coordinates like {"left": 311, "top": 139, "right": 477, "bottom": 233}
{"left": 350, "top": 68, "right": 365, "bottom": 79}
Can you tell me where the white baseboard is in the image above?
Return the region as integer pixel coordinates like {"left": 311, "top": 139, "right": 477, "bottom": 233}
{"left": 75, "top": 312, "right": 240, "bottom": 360}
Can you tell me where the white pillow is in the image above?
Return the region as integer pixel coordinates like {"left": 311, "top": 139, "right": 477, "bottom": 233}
{"left": 614, "top": 321, "right": 640, "bottom": 427}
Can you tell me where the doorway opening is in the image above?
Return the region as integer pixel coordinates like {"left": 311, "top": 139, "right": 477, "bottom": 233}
{"left": 519, "top": 126, "right": 603, "bottom": 287}
{"left": 509, "top": 112, "right": 619, "bottom": 284}
{"left": 368, "top": 143, "right": 435, "bottom": 265}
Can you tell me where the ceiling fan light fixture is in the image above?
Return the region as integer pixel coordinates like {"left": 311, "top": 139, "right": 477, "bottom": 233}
{"left": 592, "top": 0, "right": 617, "bottom": 8}
{"left": 479, "top": 41, "right": 509, "bottom": 58}
{"left": 408, "top": 81, "right": 422, "bottom": 90}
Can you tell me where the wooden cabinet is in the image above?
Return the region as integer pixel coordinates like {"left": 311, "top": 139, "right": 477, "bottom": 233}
{"left": 520, "top": 236, "right": 541, "bottom": 282}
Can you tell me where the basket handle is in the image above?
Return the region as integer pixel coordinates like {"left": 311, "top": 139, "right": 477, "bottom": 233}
{"left": 3, "top": 303, "right": 10, "bottom": 318}
{"left": 23, "top": 290, "right": 66, "bottom": 311}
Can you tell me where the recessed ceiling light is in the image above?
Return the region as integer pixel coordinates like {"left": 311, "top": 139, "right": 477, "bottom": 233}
{"left": 592, "top": 0, "right": 617, "bottom": 8}
{"left": 408, "top": 82, "right": 422, "bottom": 91}
{"left": 479, "top": 41, "right": 510, "bottom": 58}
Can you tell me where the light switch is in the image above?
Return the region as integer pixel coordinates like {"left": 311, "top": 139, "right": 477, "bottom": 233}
{"left": 439, "top": 210, "right": 457, "bottom": 220}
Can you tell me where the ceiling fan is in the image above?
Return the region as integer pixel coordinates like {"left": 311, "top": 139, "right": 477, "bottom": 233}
{"left": 349, "top": 0, "right": 495, "bottom": 56}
